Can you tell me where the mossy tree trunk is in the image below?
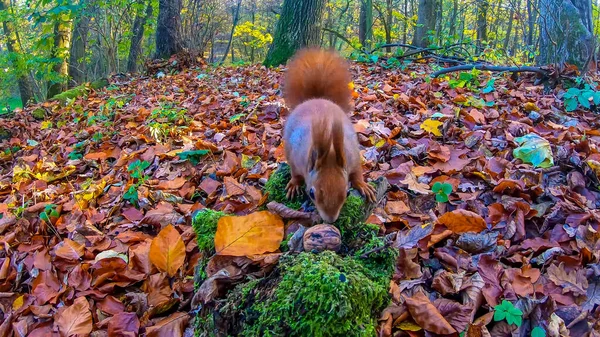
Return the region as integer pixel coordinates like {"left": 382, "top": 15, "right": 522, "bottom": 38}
{"left": 0, "top": 0, "right": 34, "bottom": 106}
{"left": 538, "top": 0, "right": 594, "bottom": 71}
{"left": 263, "top": 0, "right": 326, "bottom": 67}
{"left": 155, "top": 0, "right": 183, "bottom": 59}
{"left": 412, "top": 0, "right": 437, "bottom": 48}
{"left": 68, "top": 0, "right": 89, "bottom": 87}
{"left": 47, "top": 14, "right": 73, "bottom": 99}
{"left": 359, "top": 0, "right": 373, "bottom": 49}
{"left": 128, "top": 0, "right": 153, "bottom": 72}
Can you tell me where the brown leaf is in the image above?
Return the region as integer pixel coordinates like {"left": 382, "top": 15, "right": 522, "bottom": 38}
{"left": 547, "top": 262, "right": 588, "bottom": 296}
{"left": 149, "top": 224, "right": 186, "bottom": 277}
{"left": 108, "top": 312, "right": 140, "bottom": 337}
{"left": 434, "top": 298, "right": 473, "bottom": 333}
{"left": 54, "top": 238, "right": 85, "bottom": 261}
{"left": 399, "top": 173, "right": 431, "bottom": 194}
{"left": 437, "top": 209, "right": 487, "bottom": 233}
{"left": 395, "top": 248, "right": 422, "bottom": 280}
{"left": 214, "top": 211, "right": 284, "bottom": 256}
{"left": 54, "top": 297, "right": 93, "bottom": 337}
{"left": 145, "top": 312, "right": 189, "bottom": 337}
{"left": 157, "top": 177, "right": 187, "bottom": 190}
{"left": 394, "top": 223, "right": 433, "bottom": 249}
{"left": 404, "top": 291, "right": 456, "bottom": 334}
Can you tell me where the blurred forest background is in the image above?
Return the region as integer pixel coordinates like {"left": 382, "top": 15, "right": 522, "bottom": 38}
{"left": 0, "top": 0, "right": 598, "bottom": 111}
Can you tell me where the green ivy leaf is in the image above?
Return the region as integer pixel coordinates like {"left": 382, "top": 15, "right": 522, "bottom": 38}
{"left": 564, "top": 97, "right": 578, "bottom": 111}
{"left": 179, "top": 150, "right": 210, "bottom": 165}
{"left": 531, "top": 327, "right": 546, "bottom": 337}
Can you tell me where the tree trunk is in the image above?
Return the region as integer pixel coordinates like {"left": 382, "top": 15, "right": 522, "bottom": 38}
{"left": 47, "top": 15, "right": 73, "bottom": 99}
{"left": 68, "top": 2, "right": 89, "bottom": 86}
{"left": 448, "top": 0, "right": 458, "bottom": 36}
{"left": 155, "top": 0, "right": 183, "bottom": 59}
{"left": 263, "top": 0, "right": 327, "bottom": 67}
{"left": 402, "top": 0, "right": 408, "bottom": 43}
{"left": 0, "top": 0, "right": 34, "bottom": 106}
{"left": 504, "top": 7, "right": 515, "bottom": 52}
{"left": 526, "top": 0, "right": 535, "bottom": 46}
{"left": 538, "top": 0, "right": 594, "bottom": 70}
{"left": 359, "top": 0, "right": 373, "bottom": 49}
{"left": 128, "top": 0, "right": 153, "bottom": 72}
{"left": 476, "top": 0, "right": 488, "bottom": 53}
{"left": 386, "top": 0, "right": 393, "bottom": 52}
{"left": 221, "top": 0, "right": 242, "bottom": 64}
{"left": 412, "top": 0, "right": 437, "bottom": 47}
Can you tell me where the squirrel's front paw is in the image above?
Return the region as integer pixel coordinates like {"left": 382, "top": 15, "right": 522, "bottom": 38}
{"left": 352, "top": 180, "right": 377, "bottom": 202}
{"left": 286, "top": 179, "right": 302, "bottom": 199}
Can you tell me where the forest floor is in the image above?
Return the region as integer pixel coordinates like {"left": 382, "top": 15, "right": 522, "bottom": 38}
{"left": 1, "top": 57, "right": 600, "bottom": 336}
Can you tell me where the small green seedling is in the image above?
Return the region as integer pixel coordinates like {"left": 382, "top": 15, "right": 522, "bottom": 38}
{"left": 531, "top": 327, "right": 546, "bottom": 337}
{"left": 179, "top": 150, "right": 210, "bottom": 165}
{"left": 127, "top": 160, "right": 150, "bottom": 180}
{"left": 123, "top": 185, "right": 139, "bottom": 207}
{"left": 40, "top": 204, "right": 59, "bottom": 223}
{"left": 493, "top": 300, "right": 523, "bottom": 327}
{"left": 432, "top": 182, "right": 453, "bottom": 202}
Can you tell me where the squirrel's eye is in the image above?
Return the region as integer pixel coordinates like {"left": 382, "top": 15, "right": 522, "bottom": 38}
{"left": 309, "top": 187, "right": 315, "bottom": 200}
{"left": 347, "top": 189, "right": 351, "bottom": 196}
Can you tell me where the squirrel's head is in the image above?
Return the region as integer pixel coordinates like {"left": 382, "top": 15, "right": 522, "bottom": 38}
{"left": 307, "top": 164, "right": 349, "bottom": 223}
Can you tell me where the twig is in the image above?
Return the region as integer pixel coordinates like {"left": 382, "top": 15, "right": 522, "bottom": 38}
{"left": 359, "top": 232, "right": 397, "bottom": 259}
{"left": 431, "top": 64, "right": 549, "bottom": 78}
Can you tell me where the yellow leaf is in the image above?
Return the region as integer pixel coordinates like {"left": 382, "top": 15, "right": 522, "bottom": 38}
{"left": 348, "top": 82, "right": 355, "bottom": 90}
{"left": 523, "top": 102, "right": 539, "bottom": 112}
{"left": 74, "top": 180, "right": 107, "bottom": 208}
{"left": 149, "top": 224, "right": 186, "bottom": 277}
{"left": 12, "top": 295, "right": 24, "bottom": 311}
{"left": 40, "top": 121, "right": 53, "bottom": 129}
{"left": 397, "top": 321, "right": 422, "bottom": 331}
{"left": 393, "top": 93, "right": 399, "bottom": 100}
{"left": 215, "top": 211, "right": 284, "bottom": 256}
{"left": 420, "top": 118, "right": 443, "bottom": 136}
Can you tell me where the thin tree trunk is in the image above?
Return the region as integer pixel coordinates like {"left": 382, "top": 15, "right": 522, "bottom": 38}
{"left": 128, "top": 0, "right": 153, "bottom": 72}
{"left": 68, "top": 1, "right": 89, "bottom": 86}
{"left": 504, "top": 6, "right": 515, "bottom": 51}
{"left": 221, "top": 0, "right": 242, "bottom": 64}
{"left": 449, "top": 0, "right": 458, "bottom": 36}
{"left": 359, "top": 0, "right": 373, "bottom": 49}
{"left": 413, "top": 0, "right": 437, "bottom": 47}
{"left": 155, "top": 0, "right": 183, "bottom": 59}
{"left": 0, "top": 0, "right": 34, "bottom": 106}
{"left": 264, "top": 0, "right": 327, "bottom": 67}
{"left": 402, "top": 0, "right": 408, "bottom": 43}
{"left": 47, "top": 15, "right": 73, "bottom": 99}
{"left": 526, "top": 0, "right": 534, "bottom": 46}
{"left": 476, "top": 0, "right": 488, "bottom": 53}
{"left": 386, "top": 0, "right": 393, "bottom": 52}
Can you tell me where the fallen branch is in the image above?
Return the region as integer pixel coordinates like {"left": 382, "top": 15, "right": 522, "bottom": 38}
{"left": 431, "top": 64, "right": 549, "bottom": 78}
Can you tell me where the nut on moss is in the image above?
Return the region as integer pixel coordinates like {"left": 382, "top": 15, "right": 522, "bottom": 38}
{"left": 303, "top": 224, "right": 341, "bottom": 252}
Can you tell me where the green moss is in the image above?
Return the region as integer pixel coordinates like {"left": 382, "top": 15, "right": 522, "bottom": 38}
{"left": 51, "top": 85, "right": 89, "bottom": 102}
{"left": 192, "top": 209, "right": 225, "bottom": 281}
{"left": 240, "top": 252, "right": 389, "bottom": 337}
{"left": 31, "top": 108, "right": 46, "bottom": 120}
{"left": 355, "top": 234, "right": 398, "bottom": 282}
{"left": 90, "top": 78, "right": 109, "bottom": 90}
{"left": 264, "top": 163, "right": 303, "bottom": 209}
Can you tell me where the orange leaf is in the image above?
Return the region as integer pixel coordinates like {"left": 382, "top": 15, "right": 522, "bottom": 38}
{"left": 214, "top": 211, "right": 284, "bottom": 256}
{"left": 437, "top": 209, "right": 487, "bottom": 233}
{"left": 149, "top": 224, "right": 186, "bottom": 277}
{"left": 404, "top": 292, "right": 456, "bottom": 334}
{"left": 54, "top": 297, "right": 93, "bottom": 337}
{"left": 55, "top": 239, "right": 85, "bottom": 261}
{"left": 157, "top": 177, "right": 187, "bottom": 190}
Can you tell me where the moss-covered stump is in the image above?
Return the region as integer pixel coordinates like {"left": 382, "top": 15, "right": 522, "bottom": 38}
{"left": 201, "top": 252, "right": 390, "bottom": 337}
{"left": 193, "top": 165, "right": 394, "bottom": 337}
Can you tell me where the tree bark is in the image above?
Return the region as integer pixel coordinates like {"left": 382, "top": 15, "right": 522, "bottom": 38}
{"left": 0, "top": 0, "right": 34, "bottom": 106}
{"left": 47, "top": 14, "right": 73, "bottom": 99}
{"left": 68, "top": 2, "right": 89, "bottom": 86}
{"left": 221, "top": 0, "right": 242, "bottom": 64}
{"left": 504, "top": 7, "right": 515, "bottom": 52}
{"left": 385, "top": 0, "right": 393, "bottom": 51}
{"left": 412, "top": 0, "right": 437, "bottom": 48}
{"left": 359, "top": 0, "right": 373, "bottom": 49}
{"left": 155, "top": 0, "right": 183, "bottom": 59}
{"left": 538, "top": 0, "right": 594, "bottom": 70}
{"left": 263, "top": 0, "right": 327, "bottom": 67}
{"left": 476, "top": 0, "right": 488, "bottom": 53}
{"left": 448, "top": 0, "right": 458, "bottom": 36}
{"left": 128, "top": 0, "right": 153, "bottom": 72}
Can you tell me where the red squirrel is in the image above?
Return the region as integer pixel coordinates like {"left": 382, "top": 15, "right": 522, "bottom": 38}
{"left": 282, "top": 48, "right": 376, "bottom": 223}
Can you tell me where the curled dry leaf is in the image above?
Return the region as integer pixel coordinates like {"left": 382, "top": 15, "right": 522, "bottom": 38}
{"left": 54, "top": 297, "right": 93, "bottom": 337}
{"left": 149, "top": 224, "right": 186, "bottom": 277}
{"left": 404, "top": 291, "right": 456, "bottom": 334}
{"left": 214, "top": 211, "right": 284, "bottom": 256}
{"left": 437, "top": 209, "right": 487, "bottom": 233}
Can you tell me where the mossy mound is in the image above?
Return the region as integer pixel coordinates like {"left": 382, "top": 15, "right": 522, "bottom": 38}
{"left": 192, "top": 208, "right": 226, "bottom": 281}
{"left": 263, "top": 163, "right": 304, "bottom": 209}
{"left": 51, "top": 85, "right": 90, "bottom": 102}
{"left": 206, "top": 251, "right": 390, "bottom": 337}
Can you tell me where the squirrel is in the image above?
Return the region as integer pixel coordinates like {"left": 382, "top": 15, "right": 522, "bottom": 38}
{"left": 282, "top": 48, "right": 376, "bottom": 223}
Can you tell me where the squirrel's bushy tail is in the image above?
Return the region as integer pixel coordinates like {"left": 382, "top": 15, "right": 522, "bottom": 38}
{"left": 284, "top": 48, "right": 352, "bottom": 112}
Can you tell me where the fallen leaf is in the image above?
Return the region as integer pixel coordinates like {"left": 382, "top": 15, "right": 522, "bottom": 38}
{"left": 214, "top": 211, "right": 284, "bottom": 256}
{"left": 404, "top": 291, "right": 456, "bottom": 334}
{"left": 54, "top": 297, "right": 93, "bottom": 337}
{"left": 437, "top": 209, "right": 487, "bottom": 233}
{"left": 421, "top": 118, "right": 443, "bottom": 136}
{"left": 394, "top": 223, "right": 433, "bottom": 249}
{"left": 145, "top": 311, "right": 189, "bottom": 337}
{"left": 149, "top": 224, "right": 186, "bottom": 277}
{"left": 547, "top": 262, "right": 588, "bottom": 296}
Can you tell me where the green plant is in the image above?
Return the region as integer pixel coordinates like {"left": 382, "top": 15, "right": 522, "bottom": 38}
{"left": 562, "top": 86, "right": 600, "bottom": 112}
{"left": 124, "top": 160, "right": 151, "bottom": 207}
{"left": 448, "top": 69, "right": 481, "bottom": 90}
{"left": 191, "top": 209, "right": 226, "bottom": 280}
{"left": 531, "top": 327, "right": 546, "bottom": 337}
{"left": 127, "top": 159, "right": 150, "bottom": 180}
{"left": 40, "top": 204, "right": 59, "bottom": 223}
{"left": 493, "top": 300, "right": 523, "bottom": 327}
{"left": 432, "top": 182, "right": 453, "bottom": 202}
{"left": 178, "top": 150, "right": 210, "bottom": 165}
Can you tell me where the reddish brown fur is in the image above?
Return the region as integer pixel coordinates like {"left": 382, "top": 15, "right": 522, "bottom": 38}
{"left": 284, "top": 48, "right": 352, "bottom": 113}
{"left": 282, "top": 48, "right": 376, "bottom": 223}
